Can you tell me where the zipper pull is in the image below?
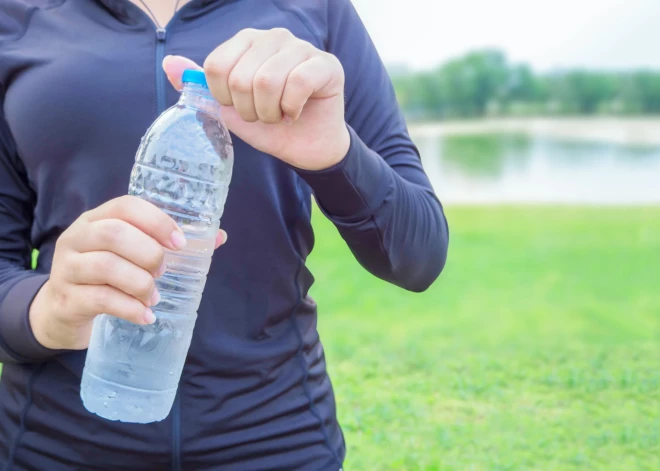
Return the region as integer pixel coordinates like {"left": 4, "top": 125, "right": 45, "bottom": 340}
{"left": 156, "top": 28, "right": 166, "bottom": 42}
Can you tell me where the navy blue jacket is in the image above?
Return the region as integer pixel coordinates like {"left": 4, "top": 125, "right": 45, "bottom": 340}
{"left": 0, "top": 0, "right": 449, "bottom": 469}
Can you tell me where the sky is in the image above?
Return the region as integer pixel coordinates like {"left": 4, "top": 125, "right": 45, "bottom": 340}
{"left": 351, "top": 0, "right": 660, "bottom": 72}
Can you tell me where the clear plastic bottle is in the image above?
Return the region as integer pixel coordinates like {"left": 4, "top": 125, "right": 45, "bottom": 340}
{"left": 80, "top": 70, "right": 233, "bottom": 423}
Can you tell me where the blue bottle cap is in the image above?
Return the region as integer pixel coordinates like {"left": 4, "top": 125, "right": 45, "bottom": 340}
{"left": 182, "top": 69, "right": 208, "bottom": 88}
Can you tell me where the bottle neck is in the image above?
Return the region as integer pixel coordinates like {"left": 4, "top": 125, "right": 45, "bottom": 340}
{"left": 178, "top": 83, "right": 221, "bottom": 117}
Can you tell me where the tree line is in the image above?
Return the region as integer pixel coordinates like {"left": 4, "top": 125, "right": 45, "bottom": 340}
{"left": 390, "top": 50, "right": 660, "bottom": 120}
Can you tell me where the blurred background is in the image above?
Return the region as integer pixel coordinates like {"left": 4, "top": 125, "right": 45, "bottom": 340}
{"left": 309, "top": 1, "right": 660, "bottom": 469}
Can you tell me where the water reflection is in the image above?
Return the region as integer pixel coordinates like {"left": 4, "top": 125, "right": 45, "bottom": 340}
{"left": 414, "top": 132, "right": 660, "bottom": 204}
{"left": 439, "top": 134, "right": 530, "bottom": 178}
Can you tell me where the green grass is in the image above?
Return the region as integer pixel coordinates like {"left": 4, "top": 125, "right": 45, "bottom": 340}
{"left": 3, "top": 206, "right": 658, "bottom": 469}
{"left": 308, "top": 206, "right": 660, "bottom": 471}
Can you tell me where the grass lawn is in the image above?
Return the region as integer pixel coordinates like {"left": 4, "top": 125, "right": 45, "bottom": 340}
{"left": 1, "top": 206, "right": 657, "bottom": 470}
{"left": 308, "top": 205, "right": 660, "bottom": 471}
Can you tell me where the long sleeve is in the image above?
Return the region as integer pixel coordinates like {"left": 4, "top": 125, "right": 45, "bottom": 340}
{"left": 0, "top": 92, "right": 53, "bottom": 363}
{"left": 296, "top": 0, "right": 449, "bottom": 292}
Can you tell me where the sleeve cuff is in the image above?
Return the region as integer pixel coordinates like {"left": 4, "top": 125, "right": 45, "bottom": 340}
{"left": 0, "top": 273, "right": 59, "bottom": 362}
{"left": 295, "top": 125, "right": 393, "bottom": 220}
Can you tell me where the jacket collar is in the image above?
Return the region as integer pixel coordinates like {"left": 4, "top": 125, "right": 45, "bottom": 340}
{"left": 95, "top": 0, "right": 227, "bottom": 25}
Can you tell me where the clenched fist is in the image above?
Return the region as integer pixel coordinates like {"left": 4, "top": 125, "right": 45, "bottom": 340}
{"left": 163, "top": 27, "right": 351, "bottom": 171}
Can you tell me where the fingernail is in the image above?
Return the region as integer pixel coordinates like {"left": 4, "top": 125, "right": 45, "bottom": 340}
{"left": 162, "top": 55, "right": 174, "bottom": 71}
{"left": 220, "top": 230, "right": 227, "bottom": 244}
{"left": 144, "top": 308, "right": 156, "bottom": 325}
{"left": 150, "top": 288, "right": 161, "bottom": 307}
{"left": 171, "top": 230, "right": 187, "bottom": 250}
{"left": 283, "top": 114, "right": 294, "bottom": 124}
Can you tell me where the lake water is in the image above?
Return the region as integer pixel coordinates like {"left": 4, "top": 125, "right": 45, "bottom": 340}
{"left": 412, "top": 129, "right": 660, "bottom": 204}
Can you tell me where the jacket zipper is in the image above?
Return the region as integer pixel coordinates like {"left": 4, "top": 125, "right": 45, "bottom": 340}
{"left": 154, "top": 26, "right": 183, "bottom": 471}
{"left": 155, "top": 28, "right": 168, "bottom": 115}
{"left": 172, "top": 390, "right": 182, "bottom": 471}
{"left": 153, "top": 25, "right": 182, "bottom": 471}
{"left": 118, "top": 3, "right": 192, "bottom": 470}
{"left": 152, "top": 18, "right": 182, "bottom": 471}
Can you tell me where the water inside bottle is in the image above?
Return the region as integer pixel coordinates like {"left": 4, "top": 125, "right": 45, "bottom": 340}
{"left": 81, "top": 78, "right": 233, "bottom": 423}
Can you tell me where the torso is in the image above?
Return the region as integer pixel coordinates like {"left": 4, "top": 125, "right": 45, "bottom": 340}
{"left": 0, "top": 1, "right": 344, "bottom": 469}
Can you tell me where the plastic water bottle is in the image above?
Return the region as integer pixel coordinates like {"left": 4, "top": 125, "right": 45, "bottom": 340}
{"left": 80, "top": 70, "right": 233, "bottom": 423}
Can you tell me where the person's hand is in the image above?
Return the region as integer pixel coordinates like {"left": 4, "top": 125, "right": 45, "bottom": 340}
{"left": 163, "top": 28, "right": 351, "bottom": 171}
{"left": 29, "top": 196, "right": 227, "bottom": 351}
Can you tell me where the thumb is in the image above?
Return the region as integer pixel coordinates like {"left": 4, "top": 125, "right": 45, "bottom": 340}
{"left": 163, "top": 55, "right": 202, "bottom": 91}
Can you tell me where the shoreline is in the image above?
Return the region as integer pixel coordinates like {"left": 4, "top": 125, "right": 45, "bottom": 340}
{"left": 408, "top": 117, "right": 660, "bottom": 146}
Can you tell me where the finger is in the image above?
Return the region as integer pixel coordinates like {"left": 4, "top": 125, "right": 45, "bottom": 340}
{"left": 214, "top": 230, "right": 227, "bottom": 250}
{"left": 204, "top": 29, "right": 259, "bottom": 106}
{"left": 83, "top": 196, "right": 185, "bottom": 251}
{"left": 227, "top": 41, "right": 282, "bottom": 123}
{"left": 70, "top": 219, "right": 165, "bottom": 276}
{"left": 253, "top": 44, "right": 313, "bottom": 123}
{"left": 67, "top": 252, "right": 158, "bottom": 307}
{"left": 163, "top": 55, "right": 202, "bottom": 91}
{"left": 281, "top": 54, "right": 344, "bottom": 121}
{"left": 75, "top": 284, "right": 156, "bottom": 326}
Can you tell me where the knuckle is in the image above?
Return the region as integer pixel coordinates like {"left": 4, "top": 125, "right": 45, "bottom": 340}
{"left": 150, "top": 210, "right": 169, "bottom": 228}
{"left": 115, "top": 195, "right": 134, "bottom": 209}
{"left": 327, "top": 53, "right": 345, "bottom": 75}
{"left": 253, "top": 72, "right": 278, "bottom": 92}
{"left": 287, "top": 68, "right": 309, "bottom": 88}
{"left": 293, "top": 41, "right": 315, "bottom": 57}
{"left": 136, "top": 275, "right": 155, "bottom": 298}
{"left": 259, "top": 112, "right": 281, "bottom": 124}
{"left": 130, "top": 302, "right": 146, "bottom": 323}
{"left": 237, "top": 28, "right": 259, "bottom": 40}
{"left": 63, "top": 253, "right": 81, "bottom": 278}
{"left": 228, "top": 72, "right": 252, "bottom": 93}
{"left": 204, "top": 57, "right": 230, "bottom": 80}
{"left": 92, "top": 253, "right": 115, "bottom": 275}
{"left": 55, "top": 233, "right": 70, "bottom": 251}
{"left": 152, "top": 248, "right": 165, "bottom": 271}
{"left": 78, "top": 210, "right": 93, "bottom": 222}
{"left": 280, "top": 99, "right": 300, "bottom": 117}
{"left": 97, "top": 220, "right": 124, "bottom": 246}
{"left": 107, "top": 195, "right": 131, "bottom": 218}
{"left": 149, "top": 206, "right": 168, "bottom": 225}
{"left": 144, "top": 243, "right": 165, "bottom": 269}
{"left": 324, "top": 51, "right": 338, "bottom": 65}
{"left": 52, "top": 286, "right": 70, "bottom": 311}
{"left": 93, "top": 288, "right": 112, "bottom": 313}
{"left": 269, "top": 27, "right": 292, "bottom": 40}
{"left": 128, "top": 310, "right": 143, "bottom": 324}
{"left": 281, "top": 102, "right": 299, "bottom": 117}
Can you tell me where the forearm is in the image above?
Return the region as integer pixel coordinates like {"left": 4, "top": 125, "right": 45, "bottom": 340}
{"left": 0, "top": 263, "right": 55, "bottom": 363}
{"left": 298, "top": 126, "right": 449, "bottom": 292}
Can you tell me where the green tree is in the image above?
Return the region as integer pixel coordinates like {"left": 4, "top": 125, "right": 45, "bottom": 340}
{"left": 391, "top": 49, "right": 660, "bottom": 119}
{"left": 433, "top": 49, "right": 510, "bottom": 117}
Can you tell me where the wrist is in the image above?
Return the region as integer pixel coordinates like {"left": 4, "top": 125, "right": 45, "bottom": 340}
{"left": 303, "top": 124, "right": 351, "bottom": 171}
{"left": 294, "top": 124, "right": 393, "bottom": 219}
{"left": 29, "top": 281, "right": 58, "bottom": 350}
